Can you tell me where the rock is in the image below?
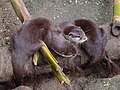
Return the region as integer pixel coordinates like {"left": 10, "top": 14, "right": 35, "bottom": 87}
{"left": 37, "top": 78, "right": 67, "bottom": 90}
{"left": 12, "top": 86, "right": 33, "bottom": 90}
{"left": 37, "top": 77, "right": 86, "bottom": 90}
{"left": 37, "top": 75, "right": 120, "bottom": 90}
{"left": 101, "top": 23, "right": 120, "bottom": 60}
{"left": 84, "top": 75, "right": 120, "bottom": 90}
{"left": 0, "top": 46, "right": 13, "bottom": 82}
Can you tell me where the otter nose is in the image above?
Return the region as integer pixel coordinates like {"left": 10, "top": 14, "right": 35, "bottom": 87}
{"left": 82, "top": 35, "right": 88, "bottom": 41}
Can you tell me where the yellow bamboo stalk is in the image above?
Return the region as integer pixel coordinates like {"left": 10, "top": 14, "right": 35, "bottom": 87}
{"left": 10, "top": 0, "right": 31, "bottom": 23}
{"left": 51, "top": 66, "right": 71, "bottom": 85}
{"left": 112, "top": 0, "right": 120, "bottom": 37}
{"left": 40, "top": 41, "right": 62, "bottom": 71}
{"left": 40, "top": 41, "right": 70, "bottom": 85}
{"left": 113, "top": 0, "right": 120, "bottom": 19}
{"left": 33, "top": 52, "right": 39, "bottom": 66}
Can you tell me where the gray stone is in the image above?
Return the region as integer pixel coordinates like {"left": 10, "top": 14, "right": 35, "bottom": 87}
{"left": 12, "top": 86, "right": 33, "bottom": 90}
{"left": 101, "top": 23, "right": 120, "bottom": 60}
{"left": 0, "top": 46, "right": 13, "bottom": 82}
{"left": 84, "top": 75, "right": 120, "bottom": 90}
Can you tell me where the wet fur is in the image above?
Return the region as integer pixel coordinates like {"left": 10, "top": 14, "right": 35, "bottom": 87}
{"left": 10, "top": 18, "right": 51, "bottom": 85}
{"left": 10, "top": 17, "right": 77, "bottom": 85}
{"left": 59, "top": 19, "right": 120, "bottom": 76}
{"left": 44, "top": 22, "right": 76, "bottom": 57}
{"left": 74, "top": 19, "right": 107, "bottom": 68}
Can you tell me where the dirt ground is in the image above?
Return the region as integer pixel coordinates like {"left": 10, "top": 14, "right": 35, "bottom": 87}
{"left": 1, "top": 0, "right": 120, "bottom": 90}
{"left": 0, "top": 0, "right": 113, "bottom": 46}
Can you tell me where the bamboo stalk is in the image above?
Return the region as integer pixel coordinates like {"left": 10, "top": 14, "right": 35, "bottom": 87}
{"left": 112, "top": 0, "right": 120, "bottom": 37}
{"left": 40, "top": 41, "right": 70, "bottom": 85}
{"left": 33, "top": 52, "right": 39, "bottom": 66}
{"left": 51, "top": 66, "right": 71, "bottom": 85}
{"left": 40, "top": 41, "right": 61, "bottom": 71}
{"left": 113, "top": 0, "right": 120, "bottom": 19}
{"left": 10, "top": 0, "right": 31, "bottom": 23}
{"left": 10, "top": 0, "right": 71, "bottom": 86}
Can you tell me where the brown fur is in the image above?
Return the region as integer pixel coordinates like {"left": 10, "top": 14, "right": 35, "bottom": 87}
{"left": 59, "top": 19, "right": 120, "bottom": 76}
{"left": 74, "top": 19, "right": 107, "bottom": 68}
{"left": 10, "top": 17, "right": 51, "bottom": 85}
{"left": 10, "top": 17, "right": 77, "bottom": 85}
{"left": 44, "top": 22, "right": 76, "bottom": 57}
{"left": 58, "top": 21, "right": 88, "bottom": 76}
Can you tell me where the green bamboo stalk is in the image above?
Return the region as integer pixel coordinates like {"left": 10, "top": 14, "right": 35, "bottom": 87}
{"left": 113, "top": 0, "right": 120, "bottom": 19}
{"left": 40, "top": 41, "right": 70, "bottom": 85}
{"left": 10, "top": 0, "right": 71, "bottom": 86}
{"left": 40, "top": 41, "right": 61, "bottom": 71}
{"left": 51, "top": 66, "right": 71, "bottom": 85}
{"left": 10, "top": 0, "right": 31, "bottom": 23}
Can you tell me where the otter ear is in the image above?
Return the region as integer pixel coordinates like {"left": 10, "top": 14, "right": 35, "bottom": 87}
{"left": 100, "top": 28, "right": 106, "bottom": 37}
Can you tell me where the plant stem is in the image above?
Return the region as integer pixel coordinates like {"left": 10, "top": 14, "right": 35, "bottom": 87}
{"left": 40, "top": 41, "right": 71, "bottom": 85}
{"left": 33, "top": 52, "right": 39, "bottom": 66}
{"left": 10, "top": 0, "right": 31, "bottom": 23}
{"left": 113, "top": 0, "right": 120, "bottom": 19}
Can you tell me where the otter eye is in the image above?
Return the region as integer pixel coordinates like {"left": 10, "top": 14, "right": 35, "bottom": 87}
{"left": 68, "top": 33, "right": 73, "bottom": 37}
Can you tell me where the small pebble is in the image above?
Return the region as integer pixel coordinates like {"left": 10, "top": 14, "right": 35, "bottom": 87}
{"left": 95, "top": 2, "right": 99, "bottom": 5}
{"left": 0, "top": 29, "right": 3, "bottom": 32}
{"left": 98, "top": 13, "right": 100, "bottom": 15}
{"left": 5, "top": 8, "right": 7, "bottom": 11}
{"left": 17, "top": 17, "right": 19, "bottom": 20}
{"left": 63, "top": 3, "right": 66, "bottom": 6}
{"left": 75, "top": 0, "right": 78, "bottom": 4}
{"left": 68, "top": 0, "right": 72, "bottom": 4}
{"left": 53, "top": 17, "right": 56, "bottom": 20}
{"left": 57, "top": 16, "right": 60, "bottom": 18}
{"left": 104, "top": 83, "right": 110, "bottom": 86}
{"left": 105, "top": 13, "right": 108, "bottom": 15}
{"left": 60, "top": 12, "right": 62, "bottom": 14}
{"left": 5, "top": 37, "right": 9, "bottom": 40}
{"left": 95, "top": 18, "right": 97, "bottom": 20}
{"left": 85, "top": 1, "right": 88, "bottom": 4}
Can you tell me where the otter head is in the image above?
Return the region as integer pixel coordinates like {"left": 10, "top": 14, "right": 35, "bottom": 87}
{"left": 63, "top": 25, "right": 88, "bottom": 44}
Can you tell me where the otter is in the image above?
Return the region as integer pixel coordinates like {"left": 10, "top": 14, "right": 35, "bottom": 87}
{"left": 58, "top": 21, "right": 88, "bottom": 77}
{"left": 73, "top": 19, "right": 107, "bottom": 68}
{"left": 10, "top": 17, "right": 77, "bottom": 85}
{"left": 59, "top": 19, "right": 107, "bottom": 69}
{"left": 57, "top": 19, "right": 107, "bottom": 76}
{"left": 59, "top": 19, "right": 120, "bottom": 76}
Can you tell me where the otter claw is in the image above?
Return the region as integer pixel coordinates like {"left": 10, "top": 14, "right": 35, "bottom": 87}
{"left": 33, "top": 52, "right": 39, "bottom": 66}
